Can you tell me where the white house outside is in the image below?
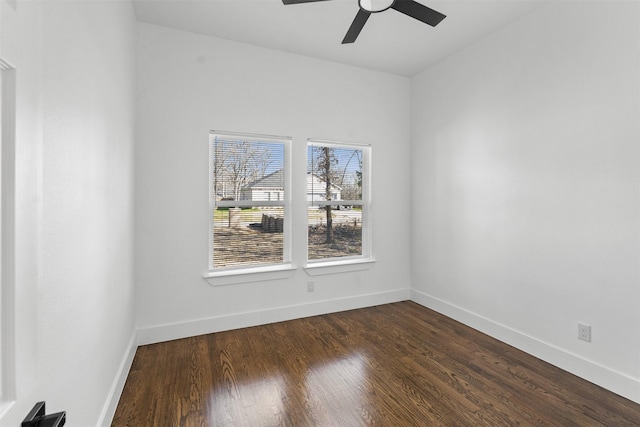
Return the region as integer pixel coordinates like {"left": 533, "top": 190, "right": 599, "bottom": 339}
{"left": 240, "top": 170, "right": 342, "bottom": 202}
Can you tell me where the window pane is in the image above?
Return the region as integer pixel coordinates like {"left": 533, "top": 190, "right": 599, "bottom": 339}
{"left": 308, "top": 205, "right": 362, "bottom": 260}
{"left": 307, "top": 145, "right": 363, "bottom": 203}
{"left": 212, "top": 137, "right": 284, "bottom": 202}
{"left": 212, "top": 206, "right": 284, "bottom": 268}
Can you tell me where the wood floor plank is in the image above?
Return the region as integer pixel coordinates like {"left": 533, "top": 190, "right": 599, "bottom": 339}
{"left": 112, "top": 302, "right": 640, "bottom": 426}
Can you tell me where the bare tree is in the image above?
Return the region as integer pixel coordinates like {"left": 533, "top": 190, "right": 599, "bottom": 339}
{"left": 313, "top": 146, "right": 339, "bottom": 243}
{"left": 340, "top": 176, "right": 361, "bottom": 200}
{"left": 226, "top": 141, "right": 271, "bottom": 200}
{"left": 212, "top": 140, "right": 230, "bottom": 198}
{"left": 338, "top": 150, "right": 362, "bottom": 201}
{"left": 213, "top": 139, "right": 273, "bottom": 201}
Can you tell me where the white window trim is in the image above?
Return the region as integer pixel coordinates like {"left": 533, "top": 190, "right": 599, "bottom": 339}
{"left": 204, "top": 263, "right": 297, "bottom": 286}
{"left": 208, "top": 131, "right": 292, "bottom": 275}
{"left": 304, "top": 258, "right": 376, "bottom": 276}
{"left": 306, "top": 139, "right": 373, "bottom": 267}
{"left": 205, "top": 136, "right": 375, "bottom": 284}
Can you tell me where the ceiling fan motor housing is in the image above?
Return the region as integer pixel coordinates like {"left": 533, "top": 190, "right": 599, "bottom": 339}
{"left": 359, "top": 0, "right": 396, "bottom": 13}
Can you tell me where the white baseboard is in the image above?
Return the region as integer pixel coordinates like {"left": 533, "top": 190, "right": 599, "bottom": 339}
{"left": 137, "top": 289, "right": 410, "bottom": 346}
{"left": 98, "top": 331, "right": 138, "bottom": 427}
{"left": 410, "top": 289, "right": 640, "bottom": 404}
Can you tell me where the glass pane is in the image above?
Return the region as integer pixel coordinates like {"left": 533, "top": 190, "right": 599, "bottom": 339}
{"left": 212, "top": 137, "right": 284, "bottom": 202}
{"left": 307, "top": 145, "right": 363, "bottom": 203}
{"left": 308, "top": 205, "right": 362, "bottom": 260}
{"left": 213, "top": 206, "right": 284, "bottom": 268}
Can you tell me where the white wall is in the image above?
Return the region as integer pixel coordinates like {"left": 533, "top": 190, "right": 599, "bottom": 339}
{"left": 411, "top": 1, "right": 640, "bottom": 402}
{"left": 2, "top": 0, "right": 137, "bottom": 425}
{"left": 135, "top": 23, "right": 411, "bottom": 343}
{"left": 0, "top": 0, "right": 42, "bottom": 424}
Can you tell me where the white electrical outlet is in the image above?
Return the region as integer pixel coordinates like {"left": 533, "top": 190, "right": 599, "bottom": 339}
{"left": 578, "top": 323, "right": 591, "bottom": 342}
{"left": 307, "top": 281, "right": 315, "bottom": 292}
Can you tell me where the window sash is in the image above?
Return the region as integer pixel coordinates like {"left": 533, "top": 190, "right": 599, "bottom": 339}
{"left": 216, "top": 200, "right": 286, "bottom": 209}
{"left": 307, "top": 200, "right": 363, "bottom": 207}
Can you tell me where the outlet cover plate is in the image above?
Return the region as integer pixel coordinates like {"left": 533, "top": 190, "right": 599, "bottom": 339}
{"left": 578, "top": 323, "right": 591, "bottom": 342}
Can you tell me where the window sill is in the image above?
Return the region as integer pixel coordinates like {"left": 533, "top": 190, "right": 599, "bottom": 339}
{"left": 304, "top": 258, "right": 376, "bottom": 276}
{"left": 204, "top": 264, "right": 296, "bottom": 286}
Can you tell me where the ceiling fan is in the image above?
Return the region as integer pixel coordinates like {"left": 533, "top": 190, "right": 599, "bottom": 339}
{"left": 281, "top": 0, "right": 446, "bottom": 44}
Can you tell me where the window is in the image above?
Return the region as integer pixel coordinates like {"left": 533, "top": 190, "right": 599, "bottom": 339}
{"left": 307, "top": 140, "right": 371, "bottom": 263}
{"left": 209, "top": 131, "right": 291, "bottom": 272}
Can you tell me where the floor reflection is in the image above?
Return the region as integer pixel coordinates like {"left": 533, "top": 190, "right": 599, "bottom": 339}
{"left": 208, "top": 350, "right": 369, "bottom": 426}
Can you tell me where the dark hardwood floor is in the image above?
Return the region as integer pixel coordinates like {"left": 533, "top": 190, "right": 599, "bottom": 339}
{"left": 112, "top": 301, "right": 640, "bottom": 426}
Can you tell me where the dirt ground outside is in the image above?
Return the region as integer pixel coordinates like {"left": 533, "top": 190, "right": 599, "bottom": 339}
{"left": 212, "top": 223, "right": 362, "bottom": 268}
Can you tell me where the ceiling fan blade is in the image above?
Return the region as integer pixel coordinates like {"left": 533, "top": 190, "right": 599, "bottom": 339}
{"left": 391, "top": 0, "right": 446, "bottom": 27}
{"left": 342, "top": 9, "right": 371, "bottom": 44}
{"left": 282, "top": 0, "right": 332, "bottom": 4}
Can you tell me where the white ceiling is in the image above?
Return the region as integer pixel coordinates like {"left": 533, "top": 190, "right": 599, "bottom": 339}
{"left": 132, "top": 0, "right": 547, "bottom": 76}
